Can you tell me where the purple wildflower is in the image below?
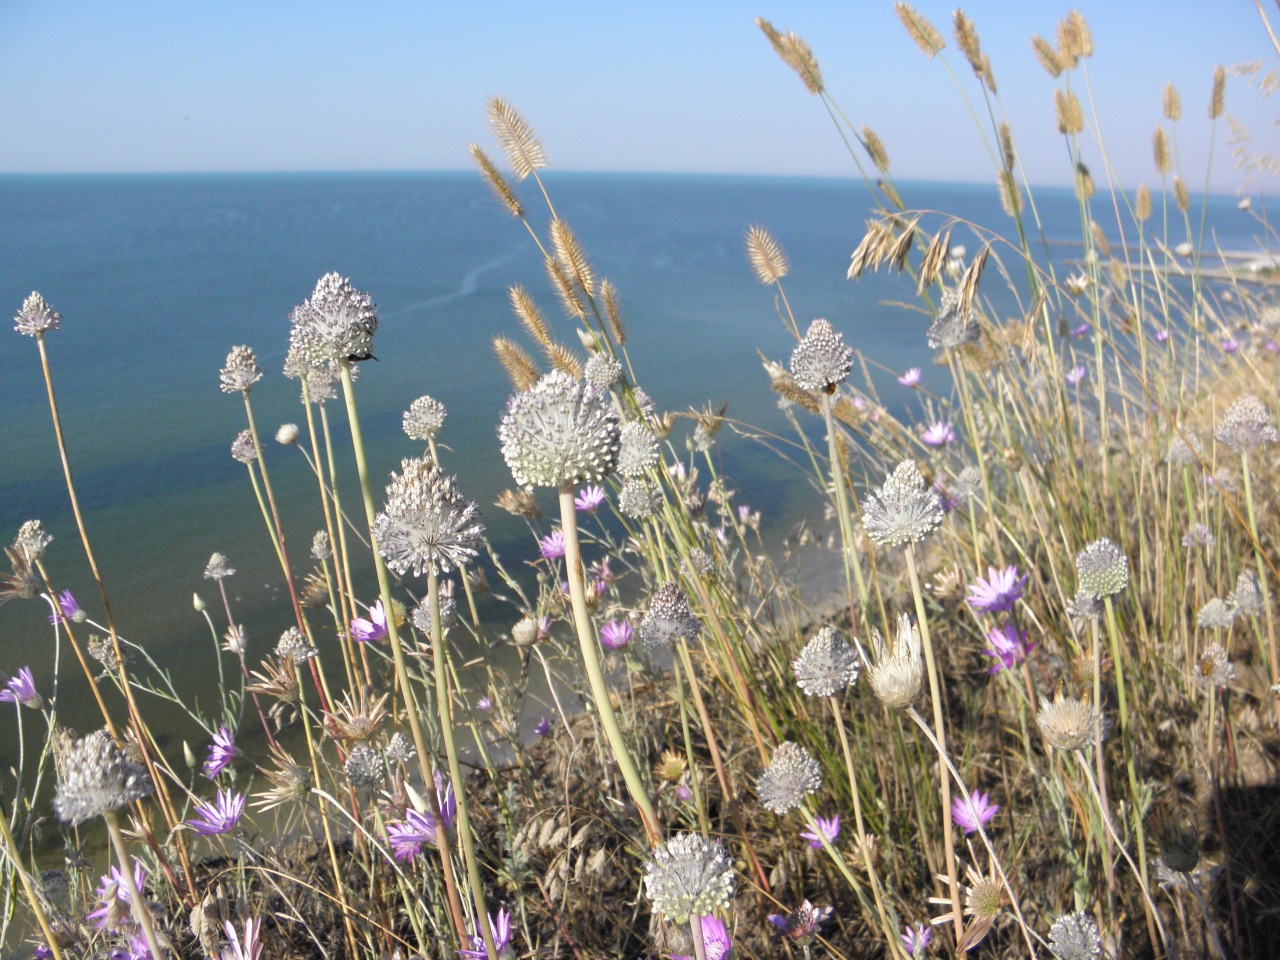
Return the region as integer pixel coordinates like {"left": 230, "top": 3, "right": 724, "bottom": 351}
{"left": 48, "top": 589, "right": 85, "bottom": 625}
{"left": 901, "top": 924, "right": 932, "bottom": 956}
{"left": 983, "top": 623, "right": 1034, "bottom": 674}
{"left": 922, "top": 422, "right": 956, "bottom": 447}
{"left": 768, "top": 900, "right": 832, "bottom": 947}
{"left": 1065, "top": 365, "right": 1087, "bottom": 385}
{"left": 203, "top": 726, "right": 236, "bottom": 778}
{"left": 932, "top": 481, "right": 961, "bottom": 514}
{"left": 538, "top": 530, "right": 566, "bottom": 559}
{"left": 600, "top": 619, "right": 633, "bottom": 650}
{"left": 386, "top": 808, "right": 439, "bottom": 862}
{"left": 538, "top": 616, "right": 551, "bottom": 640}
{"left": 1221, "top": 338, "right": 1239, "bottom": 353}
{"left": 951, "top": 789, "right": 999, "bottom": 834}
{"left": 34, "top": 947, "right": 53, "bottom": 960}
{"left": 675, "top": 783, "right": 693, "bottom": 802}
{"left": 187, "top": 788, "right": 245, "bottom": 835}
{"left": 476, "top": 696, "right": 493, "bottom": 712}
{"left": 0, "top": 667, "right": 41, "bottom": 708}
{"left": 458, "top": 908, "right": 515, "bottom": 960}
{"left": 898, "top": 367, "right": 922, "bottom": 387}
{"left": 1070, "top": 323, "right": 1089, "bottom": 338}
{"left": 220, "top": 917, "right": 262, "bottom": 960}
{"left": 800, "top": 813, "right": 840, "bottom": 850}
{"left": 965, "top": 565, "right": 1027, "bottom": 614}
{"left": 1264, "top": 339, "right": 1280, "bottom": 354}
{"left": 670, "top": 915, "right": 732, "bottom": 960}
{"left": 1155, "top": 329, "right": 1171, "bottom": 343}
{"left": 575, "top": 485, "right": 607, "bottom": 513}
{"left": 534, "top": 716, "right": 551, "bottom": 737}
{"left": 350, "top": 600, "right": 388, "bottom": 643}
{"left": 88, "top": 859, "right": 147, "bottom": 930}
{"left": 109, "top": 934, "right": 155, "bottom": 960}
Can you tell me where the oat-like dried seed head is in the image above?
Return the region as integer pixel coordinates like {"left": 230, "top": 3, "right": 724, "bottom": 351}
{"left": 756, "top": 18, "right": 824, "bottom": 94}
{"left": 746, "top": 225, "right": 789, "bottom": 285}
{"left": 952, "top": 10, "right": 983, "bottom": 75}
{"left": 1210, "top": 66, "right": 1225, "bottom": 119}
{"left": 550, "top": 219, "right": 595, "bottom": 298}
{"left": 493, "top": 337, "right": 541, "bottom": 392}
{"left": 862, "top": 127, "right": 890, "bottom": 173}
{"left": 895, "top": 2, "right": 945, "bottom": 56}
{"left": 1163, "top": 83, "right": 1182, "bottom": 121}
{"left": 545, "top": 256, "right": 586, "bottom": 319}
{"left": 1174, "top": 176, "right": 1189, "bottom": 212}
{"left": 486, "top": 96, "right": 546, "bottom": 181}
{"left": 1153, "top": 127, "right": 1170, "bottom": 174}
{"left": 1030, "top": 35, "right": 1063, "bottom": 77}
{"left": 469, "top": 143, "right": 524, "bottom": 217}
{"left": 544, "top": 340, "right": 585, "bottom": 379}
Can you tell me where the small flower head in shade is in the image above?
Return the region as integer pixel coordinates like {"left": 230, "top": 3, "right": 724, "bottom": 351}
{"left": 767, "top": 900, "right": 833, "bottom": 948}
{"left": 219, "top": 345, "right": 263, "bottom": 395}
{"left": 533, "top": 716, "right": 551, "bottom": 737}
{"left": 343, "top": 744, "right": 384, "bottom": 789}
{"left": 792, "top": 626, "right": 859, "bottom": 696}
{"left": 1036, "top": 687, "right": 1099, "bottom": 751}
{"left": 311, "top": 530, "right": 331, "bottom": 561}
{"left": 866, "top": 613, "right": 923, "bottom": 709}
{"left": 48, "top": 590, "right": 86, "bottom": 624}
{"left": 801, "top": 813, "right": 840, "bottom": 849}
{"left": 373, "top": 458, "right": 483, "bottom": 577}
{"left": 14, "top": 520, "right": 53, "bottom": 564}
{"left": 457, "top": 908, "right": 516, "bottom": 960}
{"left": 861, "top": 460, "right": 944, "bottom": 546}
{"left": 951, "top": 789, "right": 999, "bottom": 834}
{"left": 619, "top": 477, "right": 662, "bottom": 518}
{"left": 643, "top": 832, "right": 736, "bottom": 923}
{"left": 756, "top": 741, "right": 822, "bottom": 814}
{"left": 275, "top": 423, "right": 299, "bottom": 445}
{"left": 983, "top": 623, "right": 1034, "bottom": 674}
{"left": 1196, "top": 598, "right": 1236, "bottom": 630}
{"left": 1228, "top": 570, "right": 1265, "bottom": 617}
{"left": 1215, "top": 394, "right": 1279, "bottom": 452}
{"left": 898, "top": 367, "right": 922, "bottom": 387}
{"left": 384, "top": 731, "right": 415, "bottom": 764}
{"left": 901, "top": 924, "right": 932, "bottom": 957}
{"left": 1181, "top": 523, "right": 1214, "bottom": 549}
{"left": 204, "top": 553, "right": 235, "bottom": 580}
{"left": 288, "top": 272, "right": 378, "bottom": 366}
{"left": 1065, "top": 365, "right": 1087, "bottom": 385}
{"left": 275, "top": 627, "right": 318, "bottom": 663}
{"left": 922, "top": 422, "right": 956, "bottom": 447}
{"left": 1195, "top": 643, "right": 1235, "bottom": 690}
{"left": 584, "top": 354, "right": 623, "bottom": 390}
{"left": 14, "top": 292, "right": 62, "bottom": 337}
{"left": 350, "top": 600, "right": 388, "bottom": 643}
{"left": 1048, "top": 912, "right": 1101, "bottom": 960}
{"left": 600, "top": 619, "right": 633, "bottom": 650}
{"left": 790, "top": 318, "right": 854, "bottom": 391}
{"left": 1165, "top": 433, "right": 1203, "bottom": 466}
{"left": 0, "top": 667, "right": 42, "bottom": 708}
{"left": 403, "top": 395, "right": 447, "bottom": 441}
{"left": 1221, "top": 338, "right": 1240, "bottom": 353}
{"left": 499, "top": 371, "right": 621, "bottom": 488}
{"left": 220, "top": 917, "right": 262, "bottom": 960}
{"left": 927, "top": 290, "right": 981, "bottom": 350}
{"left": 52, "top": 730, "right": 152, "bottom": 826}
{"left": 1075, "top": 538, "right": 1129, "bottom": 599}
{"left": 230, "top": 430, "right": 257, "bottom": 464}
{"left": 203, "top": 726, "right": 235, "bottom": 777}
{"left": 537, "top": 529, "right": 566, "bottom": 559}
{"left": 1155, "top": 328, "right": 1171, "bottom": 343}
{"left": 575, "top": 484, "right": 606, "bottom": 513}
{"left": 640, "top": 582, "right": 702, "bottom": 648}
{"left": 965, "top": 565, "right": 1027, "bottom": 614}
{"left": 617, "top": 422, "right": 661, "bottom": 477}
{"left": 670, "top": 914, "right": 732, "bottom": 960}
{"left": 87, "top": 859, "right": 147, "bottom": 930}
{"left": 475, "top": 695, "right": 493, "bottom": 712}
{"left": 187, "top": 788, "right": 245, "bottom": 835}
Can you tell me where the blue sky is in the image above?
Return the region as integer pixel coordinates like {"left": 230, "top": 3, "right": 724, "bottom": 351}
{"left": 1, "top": 1, "right": 1275, "bottom": 191}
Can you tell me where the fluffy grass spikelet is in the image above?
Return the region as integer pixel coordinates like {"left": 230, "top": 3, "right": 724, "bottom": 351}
{"left": 1163, "top": 83, "right": 1182, "bottom": 122}
{"left": 486, "top": 96, "right": 546, "bottom": 181}
{"left": 756, "top": 741, "right": 822, "bottom": 814}
{"left": 499, "top": 371, "right": 620, "bottom": 488}
{"left": 372, "top": 458, "right": 483, "bottom": 577}
{"left": 862, "top": 127, "right": 890, "bottom": 172}
{"left": 1030, "top": 35, "right": 1063, "bottom": 77}
{"left": 469, "top": 143, "right": 524, "bottom": 217}
{"left": 550, "top": 218, "right": 595, "bottom": 298}
{"left": 493, "top": 337, "right": 540, "bottom": 392}
{"left": 894, "top": 2, "right": 945, "bottom": 57}
{"left": 1174, "top": 176, "right": 1189, "bottom": 212}
{"left": 643, "top": 832, "right": 735, "bottom": 923}
{"left": 509, "top": 285, "right": 551, "bottom": 348}
{"left": 544, "top": 341, "right": 585, "bottom": 379}
{"left": 600, "top": 279, "right": 626, "bottom": 345}
{"left": 545, "top": 256, "right": 586, "bottom": 319}
{"left": 1153, "top": 127, "right": 1171, "bottom": 174}
{"left": 746, "top": 225, "right": 789, "bottom": 285}
{"left": 1210, "top": 65, "right": 1225, "bottom": 119}
{"left": 755, "top": 18, "right": 824, "bottom": 94}
{"left": 1055, "top": 89, "right": 1084, "bottom": 135}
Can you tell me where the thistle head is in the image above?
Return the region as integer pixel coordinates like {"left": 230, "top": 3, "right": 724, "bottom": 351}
{"left": 288, "top": 273, "right": 378, "bottom": 366}
{"left": 372, "top": 458, "right": 483, "bottom": 578}
{"left": 756, "top": 741, "right": 822, "bottom": 814}
{"left": 861, "top": 460, "right": 944, "bottom": 546}
{"left": 14, "top": 292, "right": 61, "bottom": 337}
{"left": 643, "top": 833, "right": 735, "bottom": 923}
{"left": 789, "top": 318, "right": 853, "bottom": 391}
{"left": 499, "top": 371, "right": 620, "bottom": 488}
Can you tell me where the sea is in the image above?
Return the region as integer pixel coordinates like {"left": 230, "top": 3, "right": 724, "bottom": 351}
{"left": 0, "top": 171, "right": 1260, "bottom": 767}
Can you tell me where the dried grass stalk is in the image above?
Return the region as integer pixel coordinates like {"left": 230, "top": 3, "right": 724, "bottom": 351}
{"left": 470, "top": 144, "right": 524, "bottom": 217}
{"left": 1055, "top": 89, "right": 1084, "bottom": 135}
{"left": 746, "top": 225, "right": 789, "bottom": 284}
{"left": 1210, "top": 66, "right": 1226, "bottom": 119}
{"left": 544, "top": 341, "right": 585, "bottom": 379}
{"left": 894, "top": 2, "right": 945, "bottom": 57}
{"left": 772, "top": 378, "right": 821, "bottom": 415}
{"left": 999, "top": 123, "right": 1016, "bottom": 172}
{"left": 1163, "top": 83, "right": 1182, "bottom": 122}
{"left": 600, "top": 279, "right": 626, "bottom": 345}
{"left": 862, "top": 127, "right": 891, "bottom": 172}
{"left": 550, "top": 218, "right": 595, "bottom": 298}
{"left": 486, "top": 96, "right": 547, "bottom": 181}
{"left": 952, "top": 10, "right": 984, "bottom": 76}
{"left": 755, "top": 17, "right": 824, "bottom": 94}
{"left": 509, "top": 284, "right": 551, "bottom": 348}
{"left": 958, "top": 245, "right": 990, "bottom": 319}
{"left": 1030, "top": 35, "right": 1063, "bottom": 77}
{"left": 494, "top": 337, "right": 540, "bottom": 391}
{"left": 545, "top": 256, "right": 586, "bottom": 319}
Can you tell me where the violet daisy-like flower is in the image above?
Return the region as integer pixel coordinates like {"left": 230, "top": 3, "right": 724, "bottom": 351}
{"left": 951, "top": 789, "right": 999, "bottom": 834}
{"left": 575, "top": 484, "right": 606, "bottom": 512}
{"left": 534, "top": 716, "right": 551, "bottom": 737}
{"left": 288, "top": 272, "right": 378, "bottom": 366}
{"left": 644, "top": 833, "right": 736, "bottom": 923}
{"left": 87, "top": 859, "right": 147, "bottom": 930}
{"left": 965, "top": 565, "right": 1027, "bottom": 614}
{"left": 670, "top": 915, "right": 732, "bottom": 960}
{"left": 53, "top": 730, "right": 151, "bottom": 826}
{"left": 187, "top": 788, "right": 245, "bottom": 836}
{"left": 14, "top": 292, "right": 62, "bottom": 337}
{"left": 790, "top": 318, "right": 854, "bottom": 391}
{"left": 600, "top": 619, "right": 633, "bottom": 650}
{"left": 48, "top": 589, "right": 85, "bottom": 625}
{"left": 861, "top": 460, "right": 944, "bottom": 546}
{"left": 1, "top": 666, "right": 41, "bottom": 708}
{"left": 1221, "top": 338, "right": 1239, "bottom": 353}
{"left": 203, "top": 726, "right": 236, "bottom": 778}
{"left": 403, "top": 395, "right": 447, "bottom": 441}
{"left": 220, "top": 917, "right": 262, "bottom": 960}
{"left": 350, "top": 600, "right": 389, "bottom": 643}
{"left": 640, "top": 582, "right": 701, "bottom": 648}
{"left": 901, "top": 924, "right": 932, "bottom": 957}
{"left": 756, "top": 741, "right": 822, "bottom": 814}
{"left": 219, "top": 345, "right": 263, "bottom": 395}
{"left": 538, "top": 529, "right": 566, "bottom": 559}
{"left": 1215, "top": 394, "right": 1278, "bottom": 453}
{"left": 499, "top": 371, "right": 621, "bottom": 488}
{"left": 457, "top": 908, "right": 516, "bottom": 960}
{"left": 898, "top": 367, "right": 922, "bottom": 387}
{"left": 982, "top": 623, "right": 1033, "bottom": 674}
{"left": 922, "top": 422, "right": 956, "bottom": 447}
{"left": 801, "top": 813, "right": 840, "bottom": 849}
{"left": 476, "top": 696, "right": 493, "bottom": 711}
{"left": 767, "top": 900, "right": 832, "bottom": 947}
{"left": 792, "top": 626, "right": 859, "bottom": 696}
{"left": 1155, "top": 329, "right": 1171, "bottom": 343}
{"left": 373, "top": 458, "right": 483, "bottom": 577}
{"left": 386, "top": 808, "right": 439, "bottom": 862}
{"left": 1065, "top": 365, "right": 1087, "bottom": 385}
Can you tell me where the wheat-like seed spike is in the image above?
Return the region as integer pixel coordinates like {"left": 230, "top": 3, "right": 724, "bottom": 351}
{"left": 1056, "top": 15, "right": 1081, "bottom": 68}
{"left": 1067, "top": 10, "right": 1092, "bottom": 57}
{"left": 543, "top": 341, "right": 584, "bottom": 379}
{"left": 862, "top": 127, "right": 891, "bottom": 173}
{"left": 980, "top": 54, "right": 998, "bottom": 94}
{"left": 544, "top": 256, "right": 585, "bottom": 319}
{"left": 1174, "top": 176, "right": 1190, "bottom": 212}
{"left": 894, "top": 2, "right": 945, "bottom": 57}
{"left": 486, "top": 96, "right": 547, "bottom": 181}
{"left": 756, "top": 18, "right": 823, "bottom": 94}
{"left": 508, "top": 284, "right": 551, "bottom": 348}
{"left": 1090, "top": 219, "right": 1109, "bottom": 257}
{"left": 1076, "top": 163, "right": 1096, "bottom": 201}
{"left": 1135, "top": 184, "right": 1152, "bottom": 221}
{"left": 1030, "top": 35, "right": 1063, "bottom": 77}
{"left": 746, "top": 225, "right": 789, "bottom": 285}
{"left": 831, "top": 397, "right": 865, "bottom": 429}
{"left": 999, "top": 123, "right": 1015, "bottom": 172}
{"left": 470, "top": 144, "right": 524, "bottom": 217}
{"left": 1055, "top": 89, "right": 1083, "bottom": 135}
{"left": 887, "top": 216, "right": 919, "bottom": 271}
{"left": 917, "top": 228, "right": 951, "bottom": 294}
{"left": 494, "top": 337, "right": 541, "bottom": 391}
{"left": 1153, "top": 127, "right": 1171, "bottom": 174}
{"left": 952, "top": 10, "right": 983, "bottom": 76}
{"left": 550, "top": 219, "right": 595, "bottom": 298}
{"left": 600, "top": 279, "right": 627, "bottom": 346}
{"left": 1163, "top": 83, "right": 1182, "bottom": 122}
{"left": 772, "top": 378, "right": 821, "bottom": 415}
{"left": 998, "top": 172, "right": 1022, "bottom": 218}
{"left": 848, "top": 219, "right": 893, "bottom": 279}
{"left": 958, "top": 245, "right": 989, "bottom": 319}
{"left": 1210, "top": 66, "right": 1226, "bottom": 119}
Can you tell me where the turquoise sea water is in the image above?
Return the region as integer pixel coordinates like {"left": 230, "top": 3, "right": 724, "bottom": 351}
{"left": 0, "top": 171, "right": 1259, "bottom": 760}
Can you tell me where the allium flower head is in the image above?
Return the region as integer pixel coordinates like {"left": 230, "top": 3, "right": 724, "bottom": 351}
{"left": 203, "top": 726, "right": 236, "bottom": 778}
{"left": 767, "top": 900, "right": 833, "bottom": 948}
{"left": 639, "top": 582, "right": 701, "bottom": 648}
{"left": 584, "top": 354, "right": 623, "bottom": 390}
{"left": 1, "top": 666, "right": 42, "bottom": 708}
{"left": 230, "top": 430, "right": 257, "bottom": 464}
{"left": 790, "top": 318, "right": 854, "bottom": 391}
{"left": 187, "top": 788, "right": 245, "bottom": 835}
{"left": 1036, "top": 688, "right": 1099, "bottom": 751}
{"left": 219, "top": 345, "right": 263, "bottom": 394}
{"left": 288, "top": 272, "right": 378, "bottom": 366}
{"left": 275, "top": 627, "right": 318, "bottom": 662}
{"left": 14, "top": 292, "right": 61, "bottom": 337}
{"left": 922, "top": 422, "right": 956, "bottom": 446}
{"left": 927, "top": 290, "right": 980, "bottom": 350}
{"left": 384, "top": 731, "right": 414, "bottom": 765}
{"left": 1215, "top": 394, "right": 1278, "bottom": 452}
{"left": 643, "top": 832, "right": 736, "bottom": 922}
{"left": 618, "top": 477, "right": 661, "bottom": 518}
{"left": 801, "top": 813, "right": 840, "bottom": 849}
{"left": 311, "top": 530, "right": 331, "bottom": 560}
{"left": 965, "top": 565, "right": 1027, "bottom": 614}
{"left": 53, "top": 730, "right": 152, "bottom": 826}
{"left": 617, "top": 422, "right": 660, "bottom": 478}
{"left": 204, "top": 552, "right": 235, "bottom": 580}
{"left": 1048, "top": 912, "right": 1101, "bottom": 960}
{"left": 983, "top": 623, "right": 1033, "bottom": 674}
{"left": 951, "top": 789, "right": 999, "bottom": 834}
{"left": 403, "top": 395, "right": 447, "bottom": 441}
{"left": 343, "top": 744, "right": 384, "bottom": 788}
{"left": 861, "top": 460, "right": 944, "bottom": 546}
{"left": 792, "top": 625, "right": 859, "bottom": 696}
{"left": 14, "top": 520, "right": 52, "bottom": 563}
{"left": 1181, "top": 524, "right": 1214, "bottom": 549}
{"left": 1228, "top": 570, "right": 1264, "bottom": 617}
{"left": 756, "top": 741, "right": 822, "bottom": 814}
{"left": 1195, "top": 643, "right": 1234, "bottom": 689}
{"left": 1165, "top": 432, "right": 1203, "bottom": 466}
{"left": 499, "top": 371, "right": 621, "bottom": 488}
{"left": 373, "top": 458, "right": 483, "bottom": 577}
{"left": 1196, "top": 598, "right": 1236, "bottom": 630}
{"left": 1075, "top": 538, "right": 1129, "bottom": 599}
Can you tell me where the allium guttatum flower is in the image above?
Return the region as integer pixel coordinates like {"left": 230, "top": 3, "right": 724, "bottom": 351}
{"left": 53, "top": 730, "right": 152, "bottom": 826}
{"left": 288, "top": 273, "right": 378, "bottom": 366}
{"left": 499, "top": 371, "right": 620, "bottom": 488}
{"left": 1075, "top": 538, "right": 1129, "bottom": 599}
{"left": 13, "top": 292, "right": 61, "bottom": 337}
{"left": 219, "top": 345, "right": 263, "bottom": 394}
{"left": 1214, "top": 394, "right": 1278, "bottom": 453}
{"left": 756, "top": 741, "right": 822, "bottom": 814}
{"left": 1048, "top": 911, "right": 1102, "bottom": 960}
{"left": 643, "top": 832, "right": 735, "bottom": 923}
{"left": 639, "top": 582, "right": 701, "bottom": 648}
{"left": 790, "top": 318, "right": 854, "bottom": 391}
{"left": 861, "top": 460, "right": 944, "bottom": 546}
{"left": 372, "top": 458, "right": 483, "bottom": 577}
{"left": 792, "top": 625, "right": 859, "bottom": 696}
{"left": 403, "top": 395, "right": 447, "bottom": 441}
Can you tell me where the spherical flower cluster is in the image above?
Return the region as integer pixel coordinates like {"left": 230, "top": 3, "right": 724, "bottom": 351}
{"left": 344, "top": 744, "right": 385, "bottom": 788}
{"left": 13, "top": 292, "right": 61, "bottom": 337}
{"left": 372, "top": 458, "right": 483, "bottom": 577}
{"left": 1214, "top": 394, "right": 1278, "bottom": 453}
{"left": 1228, "top": 569, "right": 1265, "bottom": 617}
{"left": 618, "top": 477, "right": 661, "bottom": 519}
{"left": 1075, "top": 538, "right": 1129, "bottom": 599}
{"left": 1196, "top": 598, "right": 1235, "bottom": 630}
{"left": 756, "top": 741, "right": 822, "bottom": 814}
{"left": 403, "top": 395, "right": 447, "bottom": 441}
{"left": 1036, "top": 689, "right": 1099, "bottom": 751}
{"left": 230, "top": 430, "right": 257, "bottom": 464}
{"left": 499, "top": 371, "right": 621, "bottom": 488}
{"left": 53, "top": 730, "right": 152, "bottom": 826}
{"left": 861, "top": 460, "right": 944, "bottom": 546}
{"left": 311, "top": 530, "right": 331, "bottom": 561}
{"left": 643, "top": 832, "right": 736, "bottom": 923}
{"left": 867, "top": 613, "right": 923, "bottom": 709}
{"left": 204, "top": 552, "right": 235, "bottom": 580}
{"left": 1048, "top": 912, "right": 1101, "bottom": 960}
{"left": 1195, "top": 643, "right": 1234, "bottom": 690}
{"left": 927, "top": 290, "right": 981, "bottom": 350}
{"left": 617, "top": 422, "right": 661, "bottom": 477}
{"left": 14, "top": 520, "right": 53, "bottom": 563}
{"left": 639, "top": 582, "right": 701, "bottom": 648}
{"left": 791, "top": 626, "right": 860, "bottom": 696}
{"left": 789, "top": 318, "right": 854, "bottom": 391}
{"left": 584, "top": 354, "right": 623, "bottom": 390}
{"left": 219, "top": 345, "right": 263, "bottom": 395}
{"left": 1165, "top": 433, "right": 1203, "bottom": 466}
{"left": 288, "top": 273, "right": 378, "bottom": 366}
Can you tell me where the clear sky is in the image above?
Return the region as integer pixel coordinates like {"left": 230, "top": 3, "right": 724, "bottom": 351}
{"left": 1, "top": 1, "right": 1275, "bottom": 192}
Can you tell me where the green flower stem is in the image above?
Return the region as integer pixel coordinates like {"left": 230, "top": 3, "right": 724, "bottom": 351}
{"left": 1102, "top": 595, "right": 1149, "bottom": 894}
{"left": 558, "top": 483, "right": 661, "bottom": 844}
{"left": 1088, "top": 619, "right": 1117, "bottom": 899}
{"left": 1241, "top": 452, "right": 1279, "bottom": 713}
{"left": 688, "top": 910, "right": 710, "bottom": 960}
{"left": 821, "top": 390, "right": 868, "bottom": 621}
{"left": 337, "top": 363, "right": 470, "bottom": 947}
{"left": 671, "top": 654, "right": 711, "bottom": 835}
{"left": 0, "top": 803, "right": 63, "bottom": 960}
{"left": 102, "top": 810, "right": 165, "bottom": 960}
